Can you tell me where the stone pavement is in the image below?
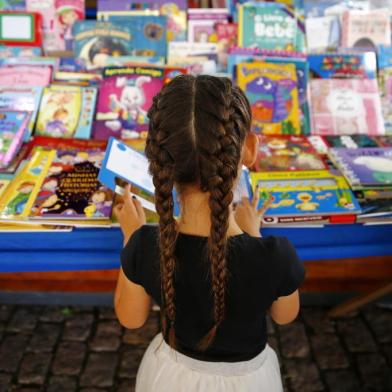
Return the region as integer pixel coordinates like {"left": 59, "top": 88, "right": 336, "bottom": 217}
{"left": 0, "top": 303, "right": 391, "bottom": 392}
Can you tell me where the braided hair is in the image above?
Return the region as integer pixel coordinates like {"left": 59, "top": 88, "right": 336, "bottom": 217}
{"left": 145, "top": 75, "right": 251, "bottom": 349}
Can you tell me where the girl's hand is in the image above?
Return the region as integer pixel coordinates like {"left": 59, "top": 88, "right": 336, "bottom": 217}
{"left": 114, "top": 184, "right": 146, "bottom": 246}
{"left": 234, "top": 187, "right": 274, "bottom": 237}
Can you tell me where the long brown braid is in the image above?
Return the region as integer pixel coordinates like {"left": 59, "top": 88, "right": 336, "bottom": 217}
{"left": 145, "top": 75, "right": 251, "bottom": 349}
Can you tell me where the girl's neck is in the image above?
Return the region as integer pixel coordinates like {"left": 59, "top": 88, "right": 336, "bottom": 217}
{"left": 177, "top": 186, "right": 243, "bottom": 237}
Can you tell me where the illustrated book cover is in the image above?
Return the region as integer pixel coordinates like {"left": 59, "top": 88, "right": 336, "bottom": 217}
{"left": 309, "top": 78, "right": 385, "bottom": 135}
{"left": 378, "top": 67, "right": 392, "bottom": 133}
{"left": 328, "top": 147, "right": 392, "bottom": 189}
{"left": 237, "top": 61, "right": 301, "bottom": 135}
{"left": 0, "top": 65, "right": 52, "bottom": 87}
{"left": 323, "top": 135, "right": 379, "bottom": 149}
{"left": 35, "top": 85, "right": 97, "bottom": 139}
{"left": 94, "top": 66, "right": 164, "bottom": 140}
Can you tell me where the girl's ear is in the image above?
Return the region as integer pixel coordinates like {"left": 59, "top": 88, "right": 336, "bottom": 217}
{"left": 241, "top": 133, "right": 259, "bottom": 168}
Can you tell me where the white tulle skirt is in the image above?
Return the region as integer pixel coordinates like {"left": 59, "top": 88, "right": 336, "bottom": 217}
{"left": 136, "top": 334, "right": 283, "bottom": 392}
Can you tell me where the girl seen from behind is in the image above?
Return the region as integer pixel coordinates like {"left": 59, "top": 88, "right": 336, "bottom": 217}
{"left": 114, "top": 75, "right": 305, "bottom": 391}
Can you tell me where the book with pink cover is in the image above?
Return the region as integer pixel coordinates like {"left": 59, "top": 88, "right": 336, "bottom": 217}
{"left": 341, "top": 9, "right": 391, "bottom": 49}
{"left": 310, "top": 78, "right": 385, "bottom": 136}
{"left": 0, "top": 65, "right": 52, "bottom": 87}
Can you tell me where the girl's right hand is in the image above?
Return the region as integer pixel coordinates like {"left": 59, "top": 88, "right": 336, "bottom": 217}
{"left": 234, "top": 188, "right": 274, "bottom": 237}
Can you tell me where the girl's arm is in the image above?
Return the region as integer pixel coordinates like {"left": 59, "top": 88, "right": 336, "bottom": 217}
{"left": 269, "top": 290, "right": 300, "bottom": 325}
{"left": 114, "top": 185, "right": 150, "bottom": 329}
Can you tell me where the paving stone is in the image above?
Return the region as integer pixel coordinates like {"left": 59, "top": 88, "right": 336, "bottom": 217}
{"left": 80, "top": 352, "right": 118, "bottom": 388}
{"left": 52, "top": 341, "right": 86, "bottom": 376}
{"left": 302, "top": 308, "right": 335, "bottom": 334}
{"left": 356, "top": 353, "right": 392, "bottom": 391}
{"left": 70, "top": 306, "right": 95, "bottom": 313}
{"left": 0, "top": 373, "right": 12, "bottom": 392}
{"left": 0, "top": 305, "right": 13, "bottom": 322}
{"left": 122, "top": 314, "right": 159, "bottom": 346}
{"left": 98, "top": 307, "right": 117, "bottom": 320}
{"left": 117, "top": 378, "right": 136, "bottom": 392}
{"left": 0, "top": 322, "right": 4, "bottom": 341}
{"left": 27, "top": 323, "right": 61, "bottom": 353}
{"left": 324, "top": 370, "right": 360, "bottom": 392}
{"left": 337, "top": 318, "right": 378, "bottom": 353}
{"left": 7, "top": 308, "right": 39, "bottom": 333}
{"left": 118, "top": 347, "right": 145, "bottom": 379}
{"left": 311, "top": 334, "right": 350, "bottom": 370}
{"left": 0, "top": 334, "right": 29, "bottom": 372}
{"left": 39, "top": 307, "right": 66, "bottom": 323}
{"left": 18, "top": 352, "right": 51, "bottom": 385}
{"left": 284, "top": 359, "right": 324, "bottom": 392}
{"left": 278, "top": 321, "right": 310, "bottom": 359}
{"left": 63, "top": 313, "right": 94, "bottom": 342}
{"left": 10, "top": 387, "right": 42, "bottom": 392}
{"left": 89, "top": 320, "right": 122, "bottom": 352}
{"left": 80, "top": 389, "right": 109, "bottom": 392}
{"left": 362, "top": 306, "right": 392, "bottom": 344}
{"left": 47, "top": 375, "right": 77, "bottom": 392}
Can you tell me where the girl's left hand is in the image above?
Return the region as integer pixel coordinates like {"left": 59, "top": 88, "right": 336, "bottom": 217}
{"left": 114, "top": 184, "right": 146, "bottom": 246}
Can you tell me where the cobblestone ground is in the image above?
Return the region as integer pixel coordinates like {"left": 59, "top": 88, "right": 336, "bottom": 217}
{"left": 0, "top": 304, "right": 391, "bottom": 392}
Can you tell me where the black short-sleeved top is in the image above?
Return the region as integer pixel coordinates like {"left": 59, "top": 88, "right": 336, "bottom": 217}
{"left": 121, "top": 225, "right": 305, "bottom": 362}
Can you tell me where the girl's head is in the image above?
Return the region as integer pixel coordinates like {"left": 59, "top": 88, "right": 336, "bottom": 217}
{"left": 58, "top": 7, "right": 82, "bottom": 27}
{"left": 145, "top": 75, "right": 256, "bottom": 349}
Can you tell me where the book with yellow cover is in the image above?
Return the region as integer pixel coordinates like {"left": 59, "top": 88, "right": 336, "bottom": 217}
{"left": 237, "top": 62, "right": 301, "bottom": 135}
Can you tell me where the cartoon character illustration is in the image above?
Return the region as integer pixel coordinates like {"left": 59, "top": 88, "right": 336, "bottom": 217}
{"left": 106, "top": 76, "right": 151, "bottom": 133}
{"left": 4, "top": 181, "right": 35, "bottom": 215}
{"left": 56, "top": 1, "right": 84, "bottom": 51}
{"left": 57, "top": 151, "right": 76, "bottom": 169}
{"left": 86, "top": 37, "right": 128, "bottom": 69}
{"left": 296, "top": 193, "right": 319, "bottom": 211}
{"left": 31, "top": 177, "right": 59, "bottom": 215}
{"left": 354, "top": 156, "right": 392, "bottom": 183}
{"left": 45, "top": 108, "right": 69, "bottom": 137}
{"left": 38, "top": 193, "right": 62, "bottom": 214}
{"left": 246, "top": 76, "right": 296, "bottom": 123}
{"left": 86, "top": 189, "right": 113, "bottom": 217}
{"left": 87, "top": 151, "right": 105, "bottom": 169}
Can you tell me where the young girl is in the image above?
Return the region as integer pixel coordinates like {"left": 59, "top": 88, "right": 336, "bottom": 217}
{"left": 114, "top": 75, "right": 305, "bottom": 391}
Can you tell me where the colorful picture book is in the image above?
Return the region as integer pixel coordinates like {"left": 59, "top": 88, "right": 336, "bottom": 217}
{"left": 237, "top": 62, "right": 301, "bottom": 135}
{"left": 308, "top": 52, "right": 377, "bottom": 79}
{"left": 251, "top": 170, "right": 361, "bottom": 219}
{"left": 0, "top": 111, "right": 30, "bottom": 169}
{"left": 341, "top": 9, "right": 391, "bottom": 49}
{"left": 378, "top": 67, "right": 392, "bottom": 133}
{"left": 323, "top": 135, "right": 379, "bottom": 149}
{"left": 310, "top": 78, "right": 385, "bottom": 135}
{"left": 0, "top": 65, "right": 52, "bottom": 86}
{"left": 0, "top": 0, "right": 26, "bottom": 10}
{"left": 94, "top": 66, "right": 164, "bottom": 140}
{"left": 35, "top": 85, "right": 97, "bottom": 139}
{"left": 0, "top": 175, "right": 11, "bottom": 199}
{"left": 0, "top": 46, "right": 41, "bottom": 58}
{"left": 305, "top": 15, "right": 340, "bottom": 51}
{"left": 253, "top": 135, "right": 326, "bottom": 172}
{"left": 0, "top": 86, "right": 43, "bottom": 141}
{"left": 238, "top": 2, "right": 305, "bottom": 53}
{"left": 329, "top": 147, "right": 392, "bottom": 189}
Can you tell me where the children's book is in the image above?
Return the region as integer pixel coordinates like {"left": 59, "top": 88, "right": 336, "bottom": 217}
{"left": 374, "top": 135, "right": 392, "bottom": 147}
{"left": 187, "top": 8, "right": 228, "bottom": 43}
{"left": 310, "top": 78, "right": 385, "bottom": 135}
{"left": 0, "top": 142, "right": 29, "bottom": 174}
{"left": 94, "top": 66, "right": 164, "bottom": 140}
{"left": 253, "top": 135, "right": 326, "bottom": 172}
{"left": 303, "top": 0, "right": 370, "bottom": 18}
{"left": 238, "top": 2, "right": 306, "bottom": 53}
{"left": 0, "top": 57, "right": 59, "bottom": 69}
{"left": 0, "top": 65, "right": 52, "bottom": 87}
{"left": 215, "top": 22, "right": 238, "bottom": 72}
{"left": 0, "top": 86, "right": 43, "bottom": 142}
{"left": 0, "top": 148, "right": 55, "bottom": 219}
{"left": 97, "top": 0, "right": 187, "bottom": 42}
{"left": 0, "top": 46, "right": 41, "bottom": 58}
{"left": 307, "top": 135, "right": 330, "bottom": 155}
{"left": 0, "top": 174, "right": 12, "bottom": 199}
{"left": 251, "top": 170, "right": 361, "bottom": 220}
{"left": 0, "top": 111, "right": 30, "bottom": 169}
{"left": 341, "top": 9, "right": 391, "bottom": 49}
{"left": 26, "top": 0, "right": 85, "bottom": 52}
{"left": 305, "top": 15, "right": 340, "bottom": 52}
{"left": 323, "top": 135, "right": 379, "bottom": 149}
{"left": 308, "top": 52, "right": 377, "bottom": 79}
{"left": 35, "top": 85, "right": 97, "bottom": 139}
{"left": 237, "top": 62, "right": 301, "bottom": 135}
{"left": 0, "top": 0, "right": 26, "bottom": 10}
{"left": 328, "top": 147, "right": 392, "bottom": 189}
{"left": 29, "top": 148, "right": 114, "bottom": 220}
{"left": 52, "top": 71, "right": 102, "bottom": 87}
{"left": 378, "top": 67, "right": 392, "bottom": 133}
{"left": 378, "top": 45, "right": 392, "bottom": 70}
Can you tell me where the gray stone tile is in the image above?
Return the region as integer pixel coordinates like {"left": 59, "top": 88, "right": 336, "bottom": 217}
{"left": 311, "top": 334, "right": 350, "bottom": 370}
{"left": 324, "top": 370, "right": 360, "bottom": 392}
{"left": 0, "top": 334, "right": 29, "bottom": 372}
{"left": 26, "top": 323, "right": 61, "bottom": 353}
{"left": 356, "top": 353, "right": 392, "bottom": 391}
{"left": 18, "top": 352, "right": 51, "bottom": 385}
{"left": 52, "top": 341, "right": 86, "bottom": 376}
{"left": 278, "top": 321, "right": 310, "bottom": 359}
{"left": 63, "top": 314, "right": 94, "bottom": 342}
{"left": 362, "top": 306, "right": 392, "bottom": 344}
{"left": 283, "top": 359, "right": 324, "bottom": 392}
{"left": 80, "top": 352, "right": 118, "bottom": 388}
{"left": 47, "top": 375, "right": 77, "bottom": 392}
{"left": 7, "top": 308, "right": 39, "bottom": 333}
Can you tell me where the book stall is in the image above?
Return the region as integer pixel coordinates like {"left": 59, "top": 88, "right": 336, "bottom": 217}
{"left": 0, "top": 0, "right": 391, "bottom": 311}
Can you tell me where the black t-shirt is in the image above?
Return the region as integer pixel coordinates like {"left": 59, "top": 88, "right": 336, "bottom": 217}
{"left": 121, "top": 225, "right": 305, "bottom": 362}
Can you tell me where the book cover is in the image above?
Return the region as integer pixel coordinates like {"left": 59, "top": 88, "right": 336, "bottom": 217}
{"left": 216, "top": 22, "right": 238, "bottom": 72}
{"left": 308, "top": 52, "right": 377, "bottom": 79}
{"left": 0, "top": 46, "right": 41, "bottom": 58}
{"left": 30, "top": 148, "right": 114, "bottom": 220}
{"left": 378, "top": 45, "right": 392, "bottom": 70}
{"left": 310, "top": 78, "right": 385, "bottom": 135}
{"left": 237, "top": 62, "right": 301, "bottom": 135}
{"left": 374, "top": 135, "right": 392, "bottom": 148}
{"left": 378, "top": 67, "right": 392, "bottom": 133}
{"left": 0, "top": 175, "right": 11, "bottom": 199}
{"left": 341, "top": 9, "right": 391, "bottom": 49}
{"left": 0, "top": 0, "right": 26, "bottom": 10}
{"left": 0, "top": 86, "right": 43, "bottom": 142}
{"left": 0, "top": 148, "right": 55, "bottom": 219}
{"left": 0, "top": 111, "right": 30, "bottom": 169}
{"left": 329, "top": 147, "right": 392, "bottom": 189}
{"left": 253, "top": 135, "right": 326, "bottom": 172}
{"left": 251, "top": 170, "right": 361, "bottom": 218}
{"left": 26, "top": 0, "right": 85, "bottom": 52}
{"left": 323, "top": 135, "right": 379, "bottom": 149}
{"left": 303, "top": 0, "right": 368, "bottom": 18}
{"left": 0, "top": 65, "right": 52, "bottom": 87}
{"left": 238, "top": 2, "right": 305, "bottom": 53}
{"left": 305, "top": 15, "right": 340, "bottom": 52}
{"left": 94, "top": 66, "right": 164, "bottom": 140}
{"left": 35, "top": 85, "right": 97, "bottom": 139}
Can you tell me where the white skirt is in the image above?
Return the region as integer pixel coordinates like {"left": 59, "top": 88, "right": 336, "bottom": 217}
{"left": 136, "top": 334, "right": 283, "bottom": 392}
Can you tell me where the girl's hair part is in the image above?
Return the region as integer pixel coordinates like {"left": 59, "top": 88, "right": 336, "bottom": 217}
{"left": 145, "top": 75, "right": 251, "bottom": 350}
